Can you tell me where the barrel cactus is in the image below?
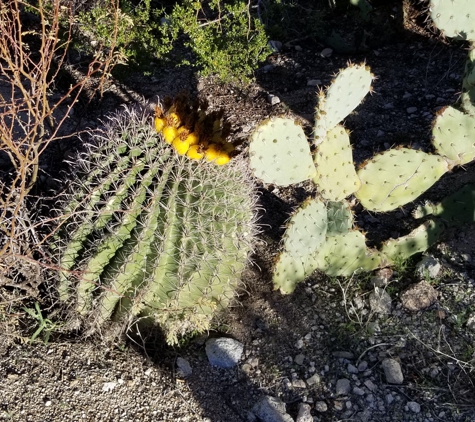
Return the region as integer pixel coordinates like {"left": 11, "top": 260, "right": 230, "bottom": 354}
{"left": 54, "top": 103, "right": 258, "bottom": 344}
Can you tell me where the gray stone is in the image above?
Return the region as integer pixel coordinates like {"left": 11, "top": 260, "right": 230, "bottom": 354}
{"left": 407, "top": 401, "right": 421, "bottom": 413}
{"left": 369, "top": 287, "right": 392, "bottom": 314}
{"left": 336, "top": 378, "right": 351, "bottom": 395}
{"left": 347, "top": 364, "right": 358, "bottom": 374}
{"left": 321, "top": 48, "right": 333, "bottom": 57}
{"left": 364, "top": 380, "right": 377, "bottom": 392}
{"left": 176, "top": 357, "right": 192, "bottom": 378}
{"left": 268, "top": 40, "right": 282, "bottom": 52}
{"left": 294, "top": 354, "right": 305, "bottom": 365}
{"left": 400, "top": 280, "right": 438, "bottom": 312}
{"left": 332, "top": 351, "right": 354, "bottom": 359}
{"left": 315, "top": 401, "right": 328, "bottom": 412}
{"left": 261, "top": 64, "right": 276, "bottom": 72}
{"left": 205, "top": 337, "right": 243, "bottom": 368}
{"left": 358, "top": 361, "right": 368, "bottom": 372}
{"left": 353, "top": 386, "right": 365, "bottom": 396}
{"left": 407, "top": 107, "right": 418, "bottom": 113}
{"left": 306, "top": 374, "right": 321, "bottom": 386}
{"left": 251, "top": 396, "right": 293, "bottom": 422}
{"left": 296, "top": 403, "right": 313, "bottom": 422}
{"left": 381, "top": 358, "right": 404, "bottom": 384}
{"left": 416, "top": 256, "right": 442, "bottom": 279}
{"left": 307, "top": 79, "right": 321, "bottom": 87}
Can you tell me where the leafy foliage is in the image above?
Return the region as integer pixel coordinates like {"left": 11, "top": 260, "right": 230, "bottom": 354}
{"left": 73, "top": 0, "right": 270, "bottom": 83}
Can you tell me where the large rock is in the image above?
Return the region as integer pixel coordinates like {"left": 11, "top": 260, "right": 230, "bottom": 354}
{"left": 400, "top": 280, "right": 438, "bottom": 312}
{"left": 205, "top": 337, "right": 243, "bottom": 368}
{"left": 250, "top": 396, "right": 294, "bottom": 422}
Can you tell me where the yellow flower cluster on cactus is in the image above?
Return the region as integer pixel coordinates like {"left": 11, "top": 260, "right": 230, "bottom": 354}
{"left": 154, "top": 93, "right": 235, "bottom": 166}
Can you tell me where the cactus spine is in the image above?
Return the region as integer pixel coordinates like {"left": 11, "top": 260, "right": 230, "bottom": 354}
{"left": 56, "top": 105, "right": 258, "bottom": 344}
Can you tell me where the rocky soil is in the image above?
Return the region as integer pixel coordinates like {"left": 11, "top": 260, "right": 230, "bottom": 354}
{"left": 1, "top": 3, "right": 475, "bottom": 422}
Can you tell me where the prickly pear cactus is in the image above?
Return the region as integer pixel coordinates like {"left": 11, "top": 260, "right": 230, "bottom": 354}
{"left": 429, "top": 0, "right": 475, "bottom": 114}
{"left": 432, "top": 106, "right": 475, "bottom": 165}
{"left": 413, "top": 184, "right": 475, "bottom": 224}
{"left": 356, "top": 148, "right": 449, "bottom": 212}
{"left": 313, "top": 63, "right": 373, "bottom": 145}
{"left": 56, "top": 105, "right": 258, "bottom": 345}
{"left": 462, "top": 50, "right": 475, "bottom": 115}
{"left": 311, "top": 230, "right": 383, "bottom": 277}
{"left": 251, "top": 59, "right": 475, "bottom": 294}
{"left": 428, "top": 0, "right": 475, "bottom": 42}
{"left": 314, "top": 125, "right": 361, "bottom": 201}
{"left": 380, "top": 221, "right": 445, "bottom": 264}
{"left": 249, "top": 117, "right": 316, "bottom": 186}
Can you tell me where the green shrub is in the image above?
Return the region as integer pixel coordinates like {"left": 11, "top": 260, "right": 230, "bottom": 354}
{"left": 73, "top": 0, "right": 270, "bottom": 83}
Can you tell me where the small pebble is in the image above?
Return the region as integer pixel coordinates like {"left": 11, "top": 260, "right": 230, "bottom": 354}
{"left": 336, "top": 378, "right": 351, "bottom": 395}
{"left": 407, "top": 401, "right": 421, "bottom": 413}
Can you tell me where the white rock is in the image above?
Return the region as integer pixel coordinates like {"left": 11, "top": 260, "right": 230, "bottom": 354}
{"left": 267, "top": 94, "right": 281, "bottom": 106}
{"left": 102, "top": 381, "right": 117, "bottom": 392}
{"left": 296, "top": 403, "right": 313, "bottom": 422}
{"left": 369, "top": 287, "right": 392, "bottom": 314}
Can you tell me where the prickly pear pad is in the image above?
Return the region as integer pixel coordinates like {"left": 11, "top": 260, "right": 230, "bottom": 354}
{"left": 462, "top": 50, "right": 475, "bottom": 116}
{"left": 249, "top": 117, "right": 316, "bottom": 186}
{"left": 312, "top": 231, "right": 383, "bottom": 277}
{"left": 320, "top": 64, "right": 373, "bottom": 130}
{"left": 326, "top": 200, "right": 353, "bottom": 236}
{"left": 356, "top": 148, "right": 448, "bottom": 212}
{"left": 314, "top": 125, "right": 361, "bottom": 201}
{"left": 413, "top": 184, "right": 475, "bottom": 224}
{"left": 273, "top": 251, "right": 307, "bottom": 294}
{"left": 381, "top": 220, "right": 445, "bottom": 264}
{"left": 283, "top": 198, "right": 328, "bottom": 258}
{"left": 432, "top": 106, "right": 475, "bottom": 166}
{"left": 429, "top": 0, "right": 475, "bottom": 42}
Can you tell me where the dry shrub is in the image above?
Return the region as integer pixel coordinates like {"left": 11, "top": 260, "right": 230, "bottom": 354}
{"left": 0, "top": 0, "right": 120, "bottom": 301}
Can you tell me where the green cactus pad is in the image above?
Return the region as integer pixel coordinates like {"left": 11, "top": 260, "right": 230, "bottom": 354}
{"left": 313, "top": 230, "right": 383, "bottom": 277}
{"left": 356, "top": 148, "right": 448, "bottom": 212}
{"left": 319, "top": 64, "right": 373, "bottom": 131}
{"left": 313, "top": 91, "right": 328, "bottom": 146}
{"left": 432, "top": 106, "right": 475, "bottom": 166}
{"left": 273, "top": 251, "right": 308, "bottom": 294}
{"left": 314, "top": 125, "right": 361, "bottom": 201}
{"left": 429, "top": 0, "right": 475, "bottom": 42}
{"left": 283, "top": 198, "right": 328, "bottom": 258}
{"left": 249, "top": 117, "right": 316, "bottom": 186}
{"left": 413, "top": 184, "right": 475, "bottom": 225}
{"left": 380, "top": 220, "right": 445, "bottom": 264}
{"left": 326, "top": 200, "right": 354, "bottom": 236}
{"left": 462, "top": 50, "right": 475, "bottom": 115}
